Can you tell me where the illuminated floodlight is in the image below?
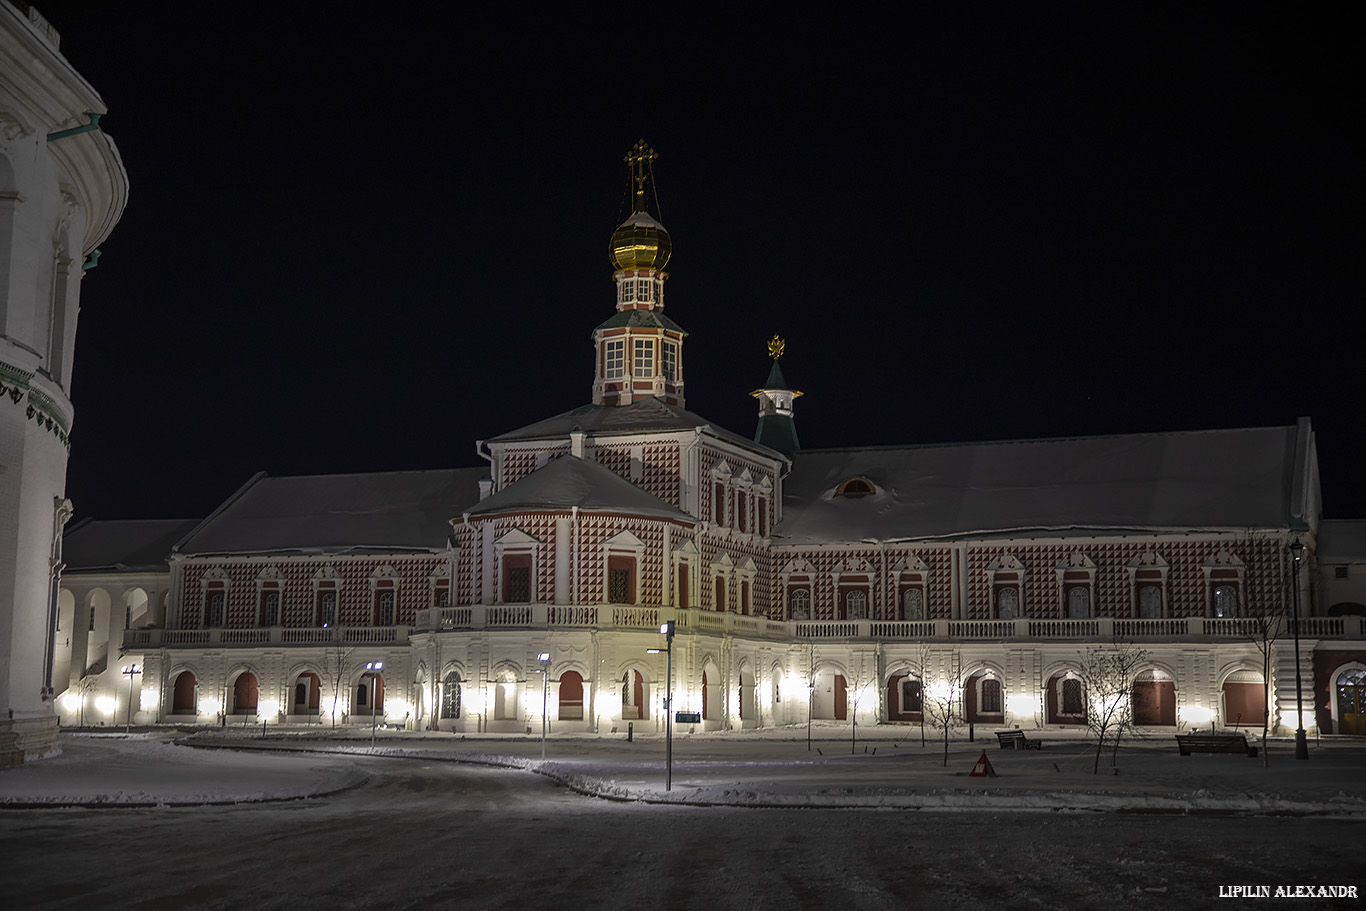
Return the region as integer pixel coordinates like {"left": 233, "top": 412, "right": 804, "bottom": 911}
{"left": 1179, "top": 705, "right": 1213, "bottom": 727}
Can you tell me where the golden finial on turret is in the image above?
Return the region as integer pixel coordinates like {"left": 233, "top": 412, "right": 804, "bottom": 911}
{"left": 767, "top": 335, "right": 785, "bottom": 360}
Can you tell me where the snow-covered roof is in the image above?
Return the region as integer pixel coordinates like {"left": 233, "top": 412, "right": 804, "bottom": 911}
{"left": 464, "top": 456, "right": 693, "bottom": 522}
{"left": 486, "top": 397, "right": 785, "bottom": 461}
{"left": 176, "top": 468, "right": 487, "bottom": 556}
{"left": 1317, "top": 520, "right": 1366, "bottom": 562}
{"left": 778, "top": 424, "right": 1314, "bottom": 544}
{"left": 63, "top": 518, "right": 201, "bottom": 573}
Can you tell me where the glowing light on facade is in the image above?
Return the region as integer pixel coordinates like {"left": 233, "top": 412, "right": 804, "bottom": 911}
{"left": 1179, "top": 705, "right": 1213, "bottom": 726}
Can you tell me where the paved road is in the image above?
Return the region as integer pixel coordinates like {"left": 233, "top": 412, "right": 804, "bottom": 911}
{"left": 6, "top": 757, "right": 1361, "bottom": 910}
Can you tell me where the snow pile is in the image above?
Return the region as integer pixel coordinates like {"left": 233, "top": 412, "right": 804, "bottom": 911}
{"left": 0, "top": 734, "right": 367, "bottom": 806}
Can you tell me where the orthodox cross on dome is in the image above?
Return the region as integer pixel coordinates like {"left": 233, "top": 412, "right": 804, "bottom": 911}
{"left": 625, "top": 139, "right": 659, "bottom": 214}
{"left": 767, "top": 335, "right": 785, "bottom": 360}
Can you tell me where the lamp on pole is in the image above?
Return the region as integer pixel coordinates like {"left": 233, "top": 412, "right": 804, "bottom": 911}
{"left": 366, "top": 661, "right": 383, "bottom": 749}
{"left": 537, "top": 652, "right": 550, "bottom": 760}
{"left": 647, "top": 621, "right": 676, "bottom": 790}
{"left": 120, "top": 663, "right": 141, "bottom": 734}
{"left": 1289, "top": 539, "right": 1308, "bottom": 760}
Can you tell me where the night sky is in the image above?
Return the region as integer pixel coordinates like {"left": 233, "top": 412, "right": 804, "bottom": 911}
{"left": 33, "top": 5, "right": 1363, "bottom": 522}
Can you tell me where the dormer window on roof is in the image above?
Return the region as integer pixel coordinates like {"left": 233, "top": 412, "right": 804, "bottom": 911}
{"left": 835, "top": 477, "right": 875, "bottom": 497}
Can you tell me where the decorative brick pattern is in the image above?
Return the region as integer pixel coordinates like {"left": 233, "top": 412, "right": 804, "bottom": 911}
{"left": 964, "top": 537, "right": 1286, "bottom": 620}
{"left": 180, "top": 555, "right": 446, "bottom": 628}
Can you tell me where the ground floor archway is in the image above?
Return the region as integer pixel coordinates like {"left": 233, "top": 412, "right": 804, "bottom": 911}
{"left": 231, "top": 672, "right": 259, "bottom": 715}
{"left": 171, "top": 671, "right": 197, "bottom": 715}
{"left": 1133, "top": 669, "right": 1176, "bottom": 726}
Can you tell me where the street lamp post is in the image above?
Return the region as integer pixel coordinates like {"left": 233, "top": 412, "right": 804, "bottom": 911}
{"left": 1289, "top": 539, "right": 1308, "bottom": 760}
{"left": 366, "top": 661, "right": 383, "bottom": 749}
{"left": 120, "top": 664, "right": 140, "bottom": 734}
{"left": 647, "top": 621, "right": 676, "bottom": 790}
{"left": 538, "top": 652, "right": 550, "bottom": 760}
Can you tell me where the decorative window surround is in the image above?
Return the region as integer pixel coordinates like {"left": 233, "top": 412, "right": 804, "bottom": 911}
{"left": 737, "top": 556, "right": 758, "bottom": 615}
{"left": 672, "top": 539, "right": 699, "bottom": 609}
{"left": 1201, "top": 549, "right": 1245, "bottom": 618}
{"left": 312, "top": 565, "right": 342, "bottom": 627}
{"left": 602, "top": 530, "right": 645, "bottom": 605}
{"left": 429, "top": 564, "right": 451, "bottom": 608}
{"left": 202, "top": 567, "right": 230, "bottom": 629}
{"left": 780, "top": 557, "right": 817, "bottom": 620}
{"left": 831, "top": 558, "right": 874, "bottom": 621}
{"left": 496, "top": 529, "right": 541, "bottom": 605}
{"left": 1127, "top": 551, "right": 1169, "bottom": 618}
{"left": 985, "top": 553, "right": 1026, "bottom": 620}
{"left": 369, "top": 566, "right": 399, "bottom": 626}
{"left": 711, "top": 551, "right": 734, "bottom": 613}
{"left": 893, "top": 555, "right": 930, "bottom": 621}
{"left": 1055, "top": 552, "right": 1096, "bottom": 619}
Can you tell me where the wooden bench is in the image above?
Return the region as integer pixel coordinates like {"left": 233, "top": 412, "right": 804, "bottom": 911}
{"left": 1175, "top": 733, "right": 1258, "bottom": 757}
{"left": 995, "top": 729, "right": 1041, "bottom": 750}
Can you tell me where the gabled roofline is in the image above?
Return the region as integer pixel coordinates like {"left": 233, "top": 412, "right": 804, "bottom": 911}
{"left": 171, "top": 470, "right": 268, "bottom": 554}
{"left": 792, "top": 422, "right": 1302, "bottom": 457}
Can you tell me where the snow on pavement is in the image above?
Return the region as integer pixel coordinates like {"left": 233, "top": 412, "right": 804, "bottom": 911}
{"left": 7, "top": 728, "right": 1362, "bottom": 815}
{"left": 0, "top": 734, "right": 367, "bottom": 806}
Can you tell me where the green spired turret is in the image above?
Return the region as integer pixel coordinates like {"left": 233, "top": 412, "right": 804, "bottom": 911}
{"left": 751, "top": 335, "right": 801, "bottom": 456}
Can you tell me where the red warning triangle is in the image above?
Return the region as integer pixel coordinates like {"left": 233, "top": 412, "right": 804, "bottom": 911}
{"left": 969, "top": 750, "right": 998, "bottom": 778}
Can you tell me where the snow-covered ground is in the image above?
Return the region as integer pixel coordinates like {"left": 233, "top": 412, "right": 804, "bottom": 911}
{"left": 4, "top": 726, "right": 1362, "bottom": 815}
{"left": 3, "top": 731, "right": 1363, "bottom": 910}
{"left": 0, "top": 733, "right": 366, "bottom": 806}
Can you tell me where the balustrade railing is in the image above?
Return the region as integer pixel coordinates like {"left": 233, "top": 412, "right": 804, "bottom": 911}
{"left": 122, "top": 608, "right": 1363, "bottom": 650}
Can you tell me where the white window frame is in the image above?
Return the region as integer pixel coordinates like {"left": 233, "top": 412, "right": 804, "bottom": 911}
{"left": 633, "top": 337, "right": 654, "bottom": 377}
{"left": 605, "top": 338, "right": 624, "bottom": 379}
{"left": 662, "top": 340, "right": 677, "bottom": 382}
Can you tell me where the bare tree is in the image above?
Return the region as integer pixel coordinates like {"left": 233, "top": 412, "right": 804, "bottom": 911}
{"left": 1237, "top": 530, "right": 1286, "bottom": 768}
{"left": 322, "top": 635, "right": 355, "bottom": 728}
{"left": 1077, "top": 639, "right": 1150, "bottom": 774}
{"left": 1244, "top": 610, "right": 1285, "bottom": 768}
{"left": 846, "top": 650, "right": 876, "bottom": 754}
{"left": 908, "top": 645, "right": 964, "bottom": 766}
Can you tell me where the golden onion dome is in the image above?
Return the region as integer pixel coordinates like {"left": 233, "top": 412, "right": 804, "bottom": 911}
{"left": 609, "top": 210, "right": 672, "bottom": 272}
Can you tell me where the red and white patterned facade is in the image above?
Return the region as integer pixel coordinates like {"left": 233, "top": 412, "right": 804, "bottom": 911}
{"left": 59, "top": 148, "right": 1366, "bottom": 742}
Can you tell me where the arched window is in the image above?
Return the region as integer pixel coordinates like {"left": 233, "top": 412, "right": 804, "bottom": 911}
{"left": 1138, "top": 584, "right": 1162, "bottom": 619}
{"left": 375, "top": 590, "right": 396, "bottom": 626}
{"left": 980, "top": 677, "right": 1003, "bottom": 714}
{"left": 206, "top": 592, "right": 225, "bottom": 628}
{"left": 789, "top": 588, "right": 811, "bottom": 620}
{"left": 441, "top": 671, "right": 462, "bottom": 719}
{"left": 1061, "top": 677, "right": 1084, "bottom": 716}
{"left": 996, "top": 587, "right": 1019, "bottom": 620}
{"left": 836, "top": 477, "right": 874, "bottom": 497}
{"left": 900, "top": 677, "right": 923, "bottom": 713}
{"left": 845, "top": 590, "right": 867, "bottom": 620}
{"left": 260, "top": 591, "right": 280, "bottom": 627}
{"left": 1213, "top": 585, "right": 1238, "bottom": 618}
{"left": 901, "top": 588, "right": 924, "bottom": 622}
{"left": 1066, "top": 587, "right": 1090, "bottom": 619}
{"left": 317, "top": 591, "right": 337, "bottom": 627}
